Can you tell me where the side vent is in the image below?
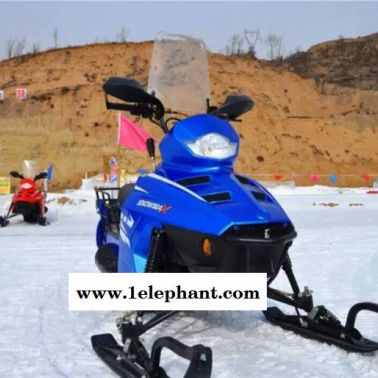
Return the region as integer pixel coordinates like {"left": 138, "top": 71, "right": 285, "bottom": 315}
{"left": 202, "top": 192, "right": 231, "bottom": 202}
{"left": 177, "top": 176, "right": 210, "bottom": 187}
{"left": 235, "top": 174, "right": 249, "bottom": 185}
{"left": 251, "top": 190, "right": 266, "bottom": 201}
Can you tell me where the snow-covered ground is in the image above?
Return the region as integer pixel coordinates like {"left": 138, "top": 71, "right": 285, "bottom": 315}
{"left": 0, "top": 186, "right": 377, "bottom": 378}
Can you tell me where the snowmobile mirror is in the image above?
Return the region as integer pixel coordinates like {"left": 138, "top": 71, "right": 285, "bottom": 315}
{"left": 210, "top": 95, "right": 254, "bottom": 120}
{"left": 10, "top": 171, "right": 23, "bottom": 179}
{"left": 103, "top": 77, "right": 165, "bottom": 120}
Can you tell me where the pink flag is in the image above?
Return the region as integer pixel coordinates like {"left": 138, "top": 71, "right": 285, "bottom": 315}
{"left": 310, "top": 174, "right": 319, "bottom": 182}
{"left": 118, "top": 113, "right": 151, "bottom": 151}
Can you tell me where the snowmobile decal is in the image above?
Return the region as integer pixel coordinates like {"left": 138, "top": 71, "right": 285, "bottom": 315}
{"left": 136, "top": 199, "right": 171, "bottom": 214}
{"left": 148, "top": 173, "right": 205, "bottom": 201}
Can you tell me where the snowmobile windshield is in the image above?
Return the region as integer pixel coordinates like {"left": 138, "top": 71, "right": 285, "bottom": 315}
{"left": 147, "top": 33, "right": 210, "bottom": 114}
{"left": 22, "top": 160, "right": 38, "bottom": 179}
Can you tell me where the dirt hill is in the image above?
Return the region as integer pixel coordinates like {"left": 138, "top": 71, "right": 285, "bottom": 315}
{"left": 0, "top": 36, "right": 377, "bottom": 189}
{"left": 285, "top": 33, "right": 378, "bottom": 91}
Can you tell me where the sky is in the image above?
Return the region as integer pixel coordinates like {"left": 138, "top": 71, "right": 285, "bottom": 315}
{"left": 0, "top": 1, "right": 377, "bottom": 60}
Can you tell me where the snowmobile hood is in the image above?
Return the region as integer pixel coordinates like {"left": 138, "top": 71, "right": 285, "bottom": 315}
{"left": 16, "top": 178, "right": 38, "bottom": 193}
{"left": 130, "top": 171, "right": 292, "bottom": 236}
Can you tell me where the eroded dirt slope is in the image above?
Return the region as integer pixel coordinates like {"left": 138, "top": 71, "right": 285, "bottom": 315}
{"left": 0, "top": 37, "right": 377, "bottom": 188}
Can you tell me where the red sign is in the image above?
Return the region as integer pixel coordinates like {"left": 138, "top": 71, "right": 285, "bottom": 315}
{"left": 274, "top": 174, "right": 284, "bottom": 181}
{"left": 16, "top": 88, "right": 27, "bottom": 100}
{"left": 0, "top": 90, "right": 4, "bottom": 102}
{"left": 362, "top": 174, "right": 371, "bottom": 182}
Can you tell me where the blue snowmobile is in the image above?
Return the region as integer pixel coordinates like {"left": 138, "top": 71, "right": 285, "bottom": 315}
{"left": 92, "top": 34, "right": 377, "bottom": 377}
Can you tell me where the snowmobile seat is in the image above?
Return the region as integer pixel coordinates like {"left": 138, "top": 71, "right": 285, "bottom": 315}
{"left": 118, "top": 184, "right": 135, "bottom": 206}
{"left": 105, "top": 200, "right": 120, "bottom": 225}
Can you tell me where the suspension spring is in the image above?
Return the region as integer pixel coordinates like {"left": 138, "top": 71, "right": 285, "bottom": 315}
{"left": 145, "top": 229, "right": 165, "bottom": 273}
{"left": 282, "top": 252, "right": 301, "bottom": 296}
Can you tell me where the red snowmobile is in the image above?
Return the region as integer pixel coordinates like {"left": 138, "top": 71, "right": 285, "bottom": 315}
{"left": 0, "top": 171, "right": 48, "bottom": 227}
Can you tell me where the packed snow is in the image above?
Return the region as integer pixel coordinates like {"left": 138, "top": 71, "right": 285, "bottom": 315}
{"left": 0, "top": 186, "right": 377, "bottom": 377}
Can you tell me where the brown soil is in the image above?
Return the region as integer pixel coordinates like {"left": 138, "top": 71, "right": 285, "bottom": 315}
{"left": 0, "top": 36, "right": 377, "bottom": 189}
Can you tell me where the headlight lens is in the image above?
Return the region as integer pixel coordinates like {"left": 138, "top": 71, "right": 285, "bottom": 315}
{"left": 21, "top": 183, "right": 32, "bottom": 189}
{"left": 186, "top": 133, "right": 237, "bottom": 159}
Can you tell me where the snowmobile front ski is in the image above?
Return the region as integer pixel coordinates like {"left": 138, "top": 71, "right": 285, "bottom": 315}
{"left": 91, "top": 311, "right": 212, "bottom": 378}
{"left": 265, "top": 302, "right": 378, "bottom": 353}
{"left": 266, "top": 253, "right": 378, "bottom": 353}
{"left": 0, "top": 216, "right": 10, "bottom": 227}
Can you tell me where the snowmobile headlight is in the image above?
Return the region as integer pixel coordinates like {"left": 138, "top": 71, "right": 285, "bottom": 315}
{"left": 186, "top": 133, "right": 237, "bottom": 159}
{"left": 21, "top": 183, "right": 32, "bottom": 189}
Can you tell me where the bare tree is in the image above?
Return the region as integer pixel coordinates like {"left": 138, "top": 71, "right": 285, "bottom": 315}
{"left": 265, "top": 33, "right": 284, "bottom": 61}
{"left": 53, "top": 28, "right": 58, "bottom": 49}
{"left": 225, "top": 29, "right": 261, "bottom": 58}
{"left": 14, "top": 38, "right": 26, "bottom": 57}
{"left": 30, "top": 43, "right": 40, "bottom": 54}
{"left": 225, "top": 34, "right": 244, "bottom": 56}
{"left": 117, "top": 27, "right": 129, "bottom": 43}
{"left": 5, "top": 38, "right": 16, "bottom": 58}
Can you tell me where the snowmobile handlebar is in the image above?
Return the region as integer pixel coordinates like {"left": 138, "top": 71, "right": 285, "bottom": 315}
{"left": 10, "top": 171, "right": 24, "bottom": 179}
{"left": 34, "top": 172, "right": 48, "bottom": 181}
{"left": 105, "top": 96, "right": 163, "bottom": 120}
{"left": 103, "top": 77, "right": 254, "bottom": 134}
{"left": 9, "top": 171, "right": 47, "bottom": 181}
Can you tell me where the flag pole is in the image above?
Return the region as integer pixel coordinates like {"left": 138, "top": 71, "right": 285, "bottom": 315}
{"left": 117, "top": 113, "right": 121, "bottom": 188}
{"left": 117, "top": 144, "right": 122, "bottom": 188}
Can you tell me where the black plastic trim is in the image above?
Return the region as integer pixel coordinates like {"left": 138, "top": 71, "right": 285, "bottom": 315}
{"left": 177, "top": 176, "right": 210, "bottom": 187}
{"left": 251, "top": 190, "right": 266, "bottom": 201}
{"left": 202, "top": 192, "right": 231, "bottom": 202}
{"left": 235, "top": 174, "right": 250, "bottom": 184}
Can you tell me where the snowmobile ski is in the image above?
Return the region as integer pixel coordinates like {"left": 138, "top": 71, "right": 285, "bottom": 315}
{"left": 91, "top": 333, "right": 212, "bottom": 378}
{"left": 0, "top": 216, "right": 10, "bottom": 227}
{"left": 265, "top": 302, "right": 378, "bottom": 353}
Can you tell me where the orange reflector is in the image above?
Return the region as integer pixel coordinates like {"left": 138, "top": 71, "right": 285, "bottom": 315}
{"left": 202, "top": 238, "right": 212, "bottom": 256}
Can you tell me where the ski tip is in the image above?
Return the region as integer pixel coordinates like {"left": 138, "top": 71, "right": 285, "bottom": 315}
{"left": 91, "top": 333, "right": 119, "bottom": 349}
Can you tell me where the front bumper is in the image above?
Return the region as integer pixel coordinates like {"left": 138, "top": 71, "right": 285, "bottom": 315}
{"left": 164, "top": 223, "right": 297, "bottom": 281}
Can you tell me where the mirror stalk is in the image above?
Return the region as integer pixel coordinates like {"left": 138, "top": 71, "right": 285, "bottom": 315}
{"left": 146, "top": 138, "right": 156, "bottom": 171}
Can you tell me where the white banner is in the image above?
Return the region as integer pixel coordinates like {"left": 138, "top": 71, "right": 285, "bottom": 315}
{"left": 69, "top": 273, "right": 267, "bottom": 311}
{"left": 0, "top": 90, "right": 4, "bottom": 102}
